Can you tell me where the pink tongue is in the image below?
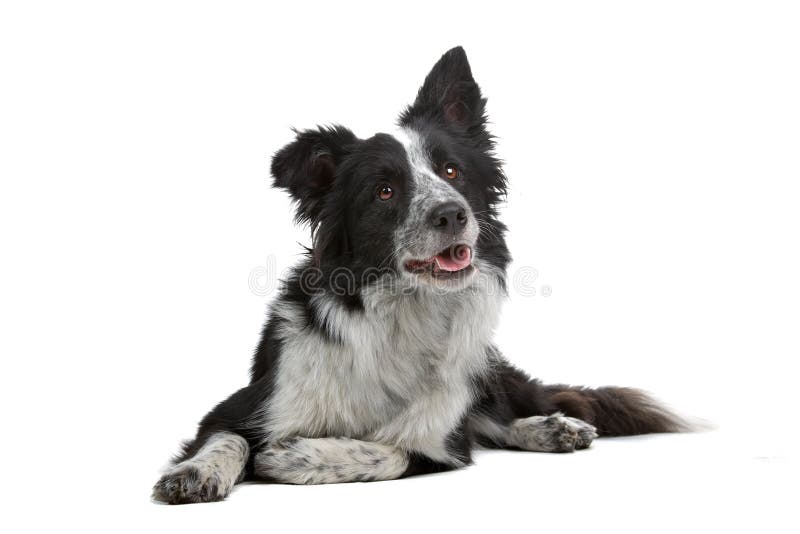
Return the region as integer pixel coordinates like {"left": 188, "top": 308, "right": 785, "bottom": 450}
{"left": 434, "top": 245, "right": 472, "bottom": 272}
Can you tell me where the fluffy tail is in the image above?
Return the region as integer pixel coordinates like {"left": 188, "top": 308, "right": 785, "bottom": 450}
{"left": 542, "top": 384, "right": 691, "bottom": 436}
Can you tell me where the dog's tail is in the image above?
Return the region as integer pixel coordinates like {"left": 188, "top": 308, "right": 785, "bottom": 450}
{"left": 542, "top": 384, "right": 694, "bottom": 436}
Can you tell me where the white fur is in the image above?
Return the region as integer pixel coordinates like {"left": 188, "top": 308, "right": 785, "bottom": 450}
{"left": 470, "top": 414, "right": 510, "bottom": 445}
{"left": 254, "top": 437, "right": 408, "bottom": 484}
{"left": 261, "top": 261, "right": 505, "bottom": 465}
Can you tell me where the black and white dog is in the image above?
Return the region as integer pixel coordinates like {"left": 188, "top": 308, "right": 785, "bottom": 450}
{"left": 153, "top": 47, "right": 686, "bottom": 504}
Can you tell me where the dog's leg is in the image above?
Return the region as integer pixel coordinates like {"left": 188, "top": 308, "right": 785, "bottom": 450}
{"left": 506, "top": 413, "right": 597, "bottom": 452}
{"left": 472, "top": 411, "right": 597, "bottom": 453}
{"left": 152, "top": 431, "right": 249, "bottom": 504}
{"left": 475, "top": 349, "right": 685, "bottom": 442}
{"left": 253, "top": 437, "right": 408, "bottom": 484}
{"left": 471, "top": 349, "right": 598, "bottom": 452}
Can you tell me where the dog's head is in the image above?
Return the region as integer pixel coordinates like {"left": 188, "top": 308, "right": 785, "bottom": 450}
{"left": 272, "top": 47, "right": 509, "bottom": 293}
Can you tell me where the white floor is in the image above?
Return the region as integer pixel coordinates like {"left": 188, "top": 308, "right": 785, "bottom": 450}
{"left": 65, "top": 428, "right": 797, "bottom": 533}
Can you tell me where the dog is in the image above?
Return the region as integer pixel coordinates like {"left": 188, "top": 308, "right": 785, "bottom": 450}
{"left": 153, "top": 47, "right": 687, "bottom": 504}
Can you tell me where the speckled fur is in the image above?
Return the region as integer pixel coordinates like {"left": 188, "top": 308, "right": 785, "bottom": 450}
{"left": 152, "top": 432, "right": 248, "bottom": 504}
{"left": 254, "top": 437, "right": 409, "bottom": 484}
{"left": 506, "top": 413, "right": 598, "bottom": 452}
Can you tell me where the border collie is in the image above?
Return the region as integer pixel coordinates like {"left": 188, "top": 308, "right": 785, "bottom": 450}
{"left": 153, "top": 47, "right": 687, "bottom": 504}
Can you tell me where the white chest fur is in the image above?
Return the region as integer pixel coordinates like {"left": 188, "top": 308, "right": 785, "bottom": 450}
{"left": 263, "top": 268, "right": 505, "bottom": 463}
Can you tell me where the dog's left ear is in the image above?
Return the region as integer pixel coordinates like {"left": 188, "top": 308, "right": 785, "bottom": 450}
{"left": 400, "top": 46, "right": 486, "bottom": 127}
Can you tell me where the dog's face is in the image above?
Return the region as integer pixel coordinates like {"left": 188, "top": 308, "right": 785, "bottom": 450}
{"left": 272, "top": 47, "right": 509, "bottom": 293}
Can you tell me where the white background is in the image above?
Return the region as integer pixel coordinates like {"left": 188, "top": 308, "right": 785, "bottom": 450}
{"left": 1, "top": 1, "right": 798, "bottom": 532}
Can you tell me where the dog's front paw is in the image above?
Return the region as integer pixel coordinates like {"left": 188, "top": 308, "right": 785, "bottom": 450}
{"left": 152, "top": 464, "right": 230, "bottom": 505}
{"left": 508, "top": 413, "right": 597, "bottom": 453}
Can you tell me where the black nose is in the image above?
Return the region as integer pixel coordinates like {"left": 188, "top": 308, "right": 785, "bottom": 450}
{"left": 430, "top": 201, "right": 468, "bottom": 234}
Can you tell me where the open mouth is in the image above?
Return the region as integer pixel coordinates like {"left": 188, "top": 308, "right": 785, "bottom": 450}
{"left": 404, "top": 244, "right": 474, "bottom": 279}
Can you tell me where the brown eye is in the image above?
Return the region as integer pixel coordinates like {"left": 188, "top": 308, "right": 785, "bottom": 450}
{"left": 444, "top": 163, "right": 459, "bottom": 179}
{"left": 377, "top": 185, "right": 394, "bottom": 200}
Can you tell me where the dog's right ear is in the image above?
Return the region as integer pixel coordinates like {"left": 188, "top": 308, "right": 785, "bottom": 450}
{"left": 271, "top": 125, "right": 357, "bottom": 224}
